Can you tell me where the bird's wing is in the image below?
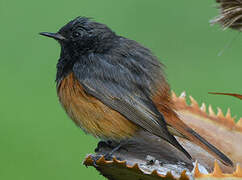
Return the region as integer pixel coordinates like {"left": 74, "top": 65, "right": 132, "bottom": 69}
{"left": 72, "top": 57, "right": 191, "bottom": 159}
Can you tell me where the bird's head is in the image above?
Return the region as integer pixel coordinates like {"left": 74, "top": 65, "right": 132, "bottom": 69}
{"left": 40, "top": 17, "right": 117, "bottom": 54}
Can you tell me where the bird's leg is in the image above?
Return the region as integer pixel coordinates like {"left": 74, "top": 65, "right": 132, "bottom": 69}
{"left": 92, "top": 140, "right": 127, "bottom": 166}
{"left": 104, "top": 141, "right": 127, "bottom": 161}
{"left": 93, "top": 141, "right": 115, "bottom": 167}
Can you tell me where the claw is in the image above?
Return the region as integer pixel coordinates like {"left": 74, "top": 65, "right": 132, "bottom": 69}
{"left": 91, "top": 155, "right": 102, "bottom": 167}
{"left": 104, "top": 152, "right": 113, "bottom": 161}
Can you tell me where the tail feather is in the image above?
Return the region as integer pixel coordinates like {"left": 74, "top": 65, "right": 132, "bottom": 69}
{"left": 187, "top": 128, "right": 233, "bottom": 166}
{"left": 165, "top": 112, "right": 233, "bottom": 167}
{"left": 152, "top": 89, "right": 233, "bottom": 166}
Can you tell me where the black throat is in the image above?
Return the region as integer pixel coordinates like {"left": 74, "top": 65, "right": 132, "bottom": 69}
{"left": 55, "top": 46, "right": 76, "bottom": 83}
{"left": 55, "top": 35, "right": 118, "bottom": 84}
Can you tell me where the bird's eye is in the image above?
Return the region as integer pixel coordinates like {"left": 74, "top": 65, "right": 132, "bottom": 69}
{"left": 73, "top": 32, "right": 80, "bottom": 38}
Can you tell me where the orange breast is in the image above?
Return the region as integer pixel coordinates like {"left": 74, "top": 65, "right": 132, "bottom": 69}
{"left": 57, "top": 73, "right": 138, "bottom": 140}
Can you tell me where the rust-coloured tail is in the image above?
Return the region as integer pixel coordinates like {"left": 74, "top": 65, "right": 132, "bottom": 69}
{"left": 166, "top": 113, "right": 233, "bottom": 167}
{"left": 151, "top": 81, "right": 233, "bottom": 166}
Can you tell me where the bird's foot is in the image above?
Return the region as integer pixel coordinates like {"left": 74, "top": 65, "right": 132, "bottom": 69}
{"left": 103, "top": 142, "right": 126, "bottom": 160}
{"left": 88, "top": 155, "right": 102, "bottom": 167}
{"left": 104, "top": 152, "right": 113, "bottom": 161}
{"left": 95, "top": 141, "right": 128, "bottom": 162}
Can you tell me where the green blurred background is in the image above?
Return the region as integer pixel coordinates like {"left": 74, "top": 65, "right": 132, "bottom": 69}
{"left": 0, "top": 0, "right": 241, "bottom": 179}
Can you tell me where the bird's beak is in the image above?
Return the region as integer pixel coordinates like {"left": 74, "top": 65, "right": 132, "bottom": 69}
{"left": 39, "top": 32, "right": 66, "bottom": 41}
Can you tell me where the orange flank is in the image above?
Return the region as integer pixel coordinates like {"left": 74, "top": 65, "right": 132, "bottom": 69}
{"left": 57, "top": 73, "right": 138, "bottom": 140}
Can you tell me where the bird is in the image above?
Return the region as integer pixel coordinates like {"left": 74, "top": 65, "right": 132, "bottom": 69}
{"left": 40, "top": 17, "right": 233, "bottom": 166}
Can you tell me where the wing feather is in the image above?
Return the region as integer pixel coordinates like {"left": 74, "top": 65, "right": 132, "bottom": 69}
{"left": 72, "top": 54, "right": 191, "bottom": 159}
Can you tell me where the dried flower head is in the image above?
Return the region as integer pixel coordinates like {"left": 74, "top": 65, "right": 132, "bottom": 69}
{"left": 211, "top": 0, "right": 242, "bottom": 31}
{"left": 83, "top": 92, "right": 242, "bottom": 180}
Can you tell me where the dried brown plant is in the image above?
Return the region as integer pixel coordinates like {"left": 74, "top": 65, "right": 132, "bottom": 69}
{"left": 211, "top": 0, "right": 242, "bottom": 30}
